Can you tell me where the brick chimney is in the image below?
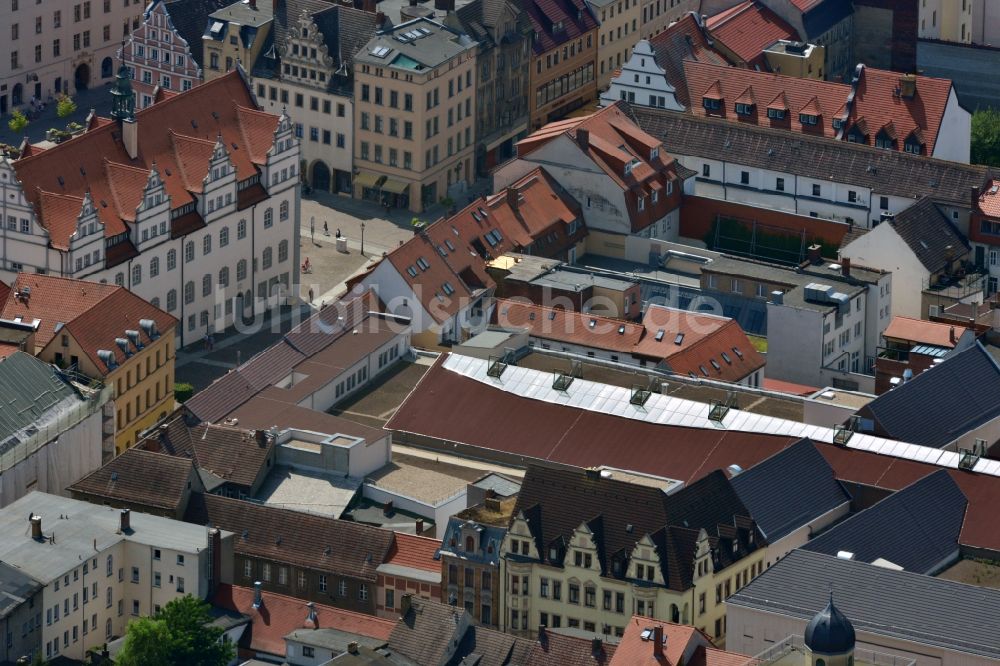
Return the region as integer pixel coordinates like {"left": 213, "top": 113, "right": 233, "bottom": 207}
{"left": 376, "top": 10, "right": 386, "bottom": 27}
{"left": 653, "top": 625, "right": 664, "bottom": 658}
{"left": 415, "top": 518, "right": 424, "bottom": 534}
{"left": 576, "top": 128, "right": 590, "bottom": 150}
{"left": 400, "top": 593, "right": 414, "bottom": 616}
{"left": 119, "top": 508, "right": 131, "bottom": 533}
{"left": 807, "top": 244, "right": 822, "bottom": 265}
{"left": 348, "top": 642, "right": 360, "bottom": 654}
{"left": 950, "top": 326, "right": 957, "bottom": 344}
{"left": 841, "top": 257, "right": 851, "bottom": 277}
{"left": 898, "top": 73, "right": 917, "bottom": 99}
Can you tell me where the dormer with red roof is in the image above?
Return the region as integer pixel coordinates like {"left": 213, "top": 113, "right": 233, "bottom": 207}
{"left": 496, "top": 102, "right": 690, "bottom": 239}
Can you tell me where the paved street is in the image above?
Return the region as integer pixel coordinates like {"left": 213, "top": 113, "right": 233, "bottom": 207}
{"left": 0, "top": 82, "right": 115, "bottom": 147}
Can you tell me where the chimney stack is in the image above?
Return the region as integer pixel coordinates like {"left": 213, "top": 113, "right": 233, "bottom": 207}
{"left": 576, "top": 128, "right": 590, "bottom": 150}
{"left": 376, "top": 10, "right": 386, "bottom": 27}
{"left": 362, "top": 0, "right": 376, "bottom": 12}
{"left": 348, "top": 641, "right": 360, "bottom": 654}
{"left": 384, "top": 500, "right": 394, "bottom": 514}
{"left": 119, "top": 509, "right": 130, "bottom": 533}
{"left": 841, "top": 257, "right": 851, "bottom": 277}
{"left": 400, "top": 593, "right": 414, "bottom": 616}
{"left": 898, "top": 73, "right": 917, "bottom": 99}
{"left": 30, "top": 514, "right": 42, "bottom": 540}
{"left": 252, "top": 581, "right": 263, "bottom": 609}
{"left": 209, "top": 528, "right": 222, "bottom": 595}
{"left": 506, "top": 187, "right": 519, "bottom": 212}
{"left": 122, "top": 119, "right": 138, "bottom": 160}
{"left": 973, "top": 185, "right": 981, "bottom": 210}
{"left": 653, "top": 625, "right": 664, "bottom": 658}
{"left": 807, "top": 244, "right": 822, "bottom": 265}
{"left": 950, "top": 326, "right": 957, "bottom": 344}
{"left": 591, "top": 637, "right": 603, "bottom": 655}
{"left": 306, "top": 601, "right": 318, "bottom": 627}
{"left": 415, "top": 518, "right": 424, "bottom": 534}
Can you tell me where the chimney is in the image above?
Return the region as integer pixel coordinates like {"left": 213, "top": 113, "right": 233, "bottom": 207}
{"left": 400, "top": 593, "right": 413, "bottom": 616}
{"left": 119, "top": 508, "right": 130, "bottom": 534}
{"left": 576, "top": 128, "right": 590, "bottom": 149}
{"left": 252, "top": 581, "right": 263, "bottom": 609}
{"left": 950, "top": 326, "right": 957, "bottom": 344}
{"left": 899, "top": 73, "right": 917, "bottom": 99}
{"left": 305, "top": 601, "right": 318, "bottom": 627}
{"left": 30, "top": 514, "right": 42, "bottom": 540}
{"left": 122, "top": 118, "right": 138, "bottom": 160}
{"left": 973, "top": 185, "right": 981, "bottom": 210}
{"left": 249, "top": 0, "right": 256, "bottom": 8}
{"left": 384, "top": 500, "right": 394, "bottom": 514}
{"left": 415, "top": 518, "right": 424, "bottom": 534}
{"left": 348, "top": 642, "right": 360, "bottom": 655}
{"left": 653, "top": 625, "right": 664, "bottom": 658}
{"left": 506, "top": 187, "right": 519, "bottom": 212}
{"left": 484, "top": 496, "right": 502, "bottom": 513}
{"left": 841, "top": 257, "right": 851, "bottom": 277}
{"left": 591, "top": 637, "right": 603, "bottom": 655}
{"left": 209, "top": 528, "right": 222, "bottom": 595}
{"left": 807, "top": 243, "right": 822, "bottom": 265}
{"left": 376, "top": 10, "right": 386, "bottom": 27}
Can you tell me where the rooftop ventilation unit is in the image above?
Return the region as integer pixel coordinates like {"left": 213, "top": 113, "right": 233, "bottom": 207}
{"left": 958, "top": 447, "right": 981, "bottom": 471}
{"left": 125, "top": 329, "right": 142, "bottom": 350}
{"left": 115, "top": 337, "right": 132, "bottom": 357}
{"left": 139, "top": 318, "right": 159, "bottom": 340}
{"left": 96, "top": 349, "right": 117, "bottom": 370}
{"left": 487, "top": 355, "right": 508, "bottom": 379}
{"left": 833, "top": 416, "right": 859, "bottom": 446}
{"left": 552, "top": 371, "right": 574, "bottom": 392}
{"left": 630, "top": 384, "right": 652, "bottom": 407}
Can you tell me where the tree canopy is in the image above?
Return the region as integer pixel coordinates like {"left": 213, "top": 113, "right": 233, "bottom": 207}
{"left": 972, "top": 108, "right": 1000, "bottom": 167}
{"left": 115, "top": 595, "right": 234, "bottom": 666}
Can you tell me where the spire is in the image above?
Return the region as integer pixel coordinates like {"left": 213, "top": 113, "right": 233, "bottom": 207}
{"left": 110, "top": 42, "right": 135, "bottom": 123}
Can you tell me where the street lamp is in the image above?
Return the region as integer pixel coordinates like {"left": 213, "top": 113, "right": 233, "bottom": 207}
{"left": 360, "top": 221, "right": 366, "bottom": 256}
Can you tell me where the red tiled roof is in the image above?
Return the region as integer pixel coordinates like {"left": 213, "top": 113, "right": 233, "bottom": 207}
{"left": 691, "top": 646, "right": 754, "bottom": 666}
{"left": 387, "top": 355, "right": 1000, "bottom": 553}
{"left": 636, "top": 305, "right": 765, "bottom": 382}
{"left": 0, "top": 280, "right": 11, "bottom": 309}
{"left": 379, "top": 167, "right": 581, "bottom": 325}
{"left": 385, "top": 532, "right": 443, "bottom": 573}
{"left": 883, "top": 316, "right": 960, "bottom": 348}
{"left": 648, "top": 14, "right": 732, "bottom": 107}
{"left": 494, "top": 301, "right": 763, "bottom": 382}
{"left": 609, "top": 616, "right": 711, "bottom": 666}
{"left": 212, "top": 584, "right": 394, "bottom": 657}
{"left": 978, "top": 180, "right": 1000, "bottom": 218}
{"left": 12, "top": 71, "right": 278, "bottom": 251}
{"left": 682, "top": 61, "right": 954, "bottom": 155}
{"left": 517, "top": 103, "right": 682, "bottom": 233}
{"left": 518, "top": 631, "right": 616, "bottom": 665}
{"left": 706, "top": 1, "right": 798, "bottom": 65}
{"left": 522, "top": 0, "right": 599, "bottom": 54}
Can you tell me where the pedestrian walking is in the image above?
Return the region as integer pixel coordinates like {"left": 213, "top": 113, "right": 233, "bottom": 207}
{"left": 323, "top": 221, "right": 330, "bottom": 236}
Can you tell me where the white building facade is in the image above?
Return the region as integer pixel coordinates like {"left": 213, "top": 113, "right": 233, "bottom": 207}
{"left": 0, "top": 0, "right": 145, "bottom": 115}
{"left": 0, "top": 71, "right": 301, "bottom": 347}
{"left": 599, "top": 40, "right": 684, "bottom": 111}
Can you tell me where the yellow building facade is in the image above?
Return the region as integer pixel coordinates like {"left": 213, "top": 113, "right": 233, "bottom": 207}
{"left": 202, "top": 0, "right": 274, "bottom": 81}
{"left": 592, "top": 0, "right": 643, "bottom": 89}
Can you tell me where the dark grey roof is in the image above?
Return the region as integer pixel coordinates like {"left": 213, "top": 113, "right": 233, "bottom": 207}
{"left": 0, "top": 352, "right": 81, "bottom": 444}
{"left": 630, "top": 106, "right": 987, "bottom": 206}
{"left": 886, "top": 198, "right": 970, "bottom": 272}
{"left": 800, "top": 0, "right": 853, "bottom": 39}
{"left": 0, "top": 561, "right": 42, "bottom": 620}
{"left": 858, "top": 342, "right": 1000, "bottom": 448}
{"left": 802, "top": 470, "right": 966, "bottom": 573}
{"left": 728, "top": 549, "right": 1000, "bottom": 659}
{"left": 471, "top": 472, "right": 521, "bottom": 498}
{"left": 731, "top": 438, "right": 850, "bottom": 542}
{"left": 161, "top": 0, "right": 234, "bottom": 67}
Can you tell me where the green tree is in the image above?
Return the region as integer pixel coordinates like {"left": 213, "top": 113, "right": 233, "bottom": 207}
{"left": 972, "top": 108, "right": 1000, "bottom": 167}
{"left": 7, "top": 109, "right": 28, "bottom": 134}
{"left": 56, "top": 95, "right": 77, "bottom": 119}
{"left": 116, "top": 596, "right": 234, "bottom": 666}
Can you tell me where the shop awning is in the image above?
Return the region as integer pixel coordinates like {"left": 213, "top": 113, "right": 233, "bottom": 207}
{"left": 354, "top": 172, "right": 383, "bottom": 188}
{"left": 381, "top": 178, "right": 410, "bottom": 194}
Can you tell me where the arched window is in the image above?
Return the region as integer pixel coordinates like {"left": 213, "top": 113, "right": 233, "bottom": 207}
{"left": 106, "top": 617, "right": 112, "bottom": 639}
{"left": 166, "top": 289, "right": 177, "bottom": 311}
{"left": 150, "top": 297, "right": 160, "bottom": 309}
{"left": 150, "top": 256, "right": 160, "bottom": 277}
{"left": 132, "top": 264, "right": 142, "bottom": 285}
{"left": 278, "top": 239, "right": 288, "bottom": 263}
{"left": 115, "top": 272, "right": 124, "bottom": 286}
{"left": 262, "top": 247, "right": 272, "bottom": 269}
{"left": 238, "top": 219, "right": 247, "bottom": 239}
{"left": 167, "top": 249, "right": 177, "bottom": 270}
{"left": 465, "top": 536, "right": 475, "bottom": 553}
{"left": 219, "top": 266, "right": 229, "bottom": 287}
{"left": 202, "top": 273, "right": 212, "bottom": 296}
{"left": 263, "top": 208, "right": 273, "bottom": 228}
{"left": 220, "top": 226, "right": 229, "bottom": 247}
{"left": 184, "top": 281, "right": 194, "bottom": 304}
{"left": 279, "top": 201, "right": 289, "bottom": 221}
{"left": 203, "top": 233, "right": 212, "bottom": 255}
{"left": 237, "top": 259, "right": 247, "bottom": 281}
{"left": 670, "top": 603, "right": 679, "bottom": 623}
{"left": 816, "top": 660, "right": 826, "bottom": 666}
{"left": 106, "top": 555, "right": 113, "bottom": 576}
{"left": 185, "top": 241, "right": 194, "bottom": 262}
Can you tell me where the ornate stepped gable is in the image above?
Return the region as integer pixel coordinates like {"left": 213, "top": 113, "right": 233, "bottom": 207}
{"left": 6, "top": 72, "right": 288, "bottom": 267}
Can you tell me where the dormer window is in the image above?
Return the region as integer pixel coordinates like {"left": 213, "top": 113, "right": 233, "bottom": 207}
{"left": 552, "top": 20, "right": 564, "bottom": 32}
{"left": 799, "top": 113, "right": 818, "bottom": 126}
{"left": 875, "top": 131, "right": 895, "bottom": 150}
{"left": 735, "top": 102, "right": 753, "bottom": 116}
{"left": 650, "top": 146, "right": 659, "bottom": 160}
{"left": 637, "top": 195, "right": 645, "bottom": 211}
{"left": 904, "top": 136, "right": 923, "bottom": 154}
{"left": 832, "top": 117, "right": 845, "bottom": 130}
{"left": 767, "top": 108, "right": 786, "bottom": 120}
{"left": 465, "top": 535, "right": 475, "bottom": 553}
{"left": 703, "top": 97, "right": 722, "bottom": 111}
{"left": 847, "top": 126, "right": 866, "bottom": 143}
